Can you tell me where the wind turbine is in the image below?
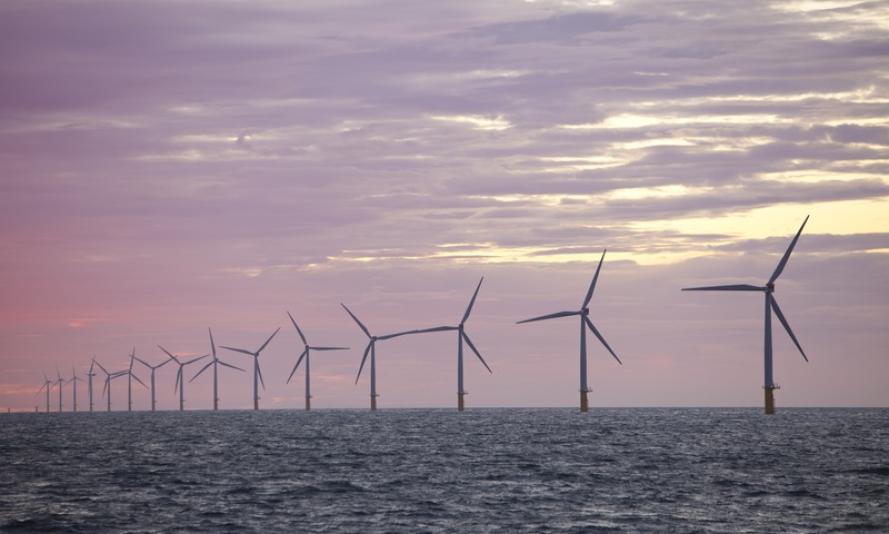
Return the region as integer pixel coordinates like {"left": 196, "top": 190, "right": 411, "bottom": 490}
{"left": 68, "top": 367, "right": 84, "bottom": 413}
{"left": 133, "top": 352, "right": 174, "bottom": 412}
{"left": 341, "top": 303, "right": 430, "bottom": 411}
{"left": 86, "top": 359, "right": 97, "bottom": 412}
{"left": 55, "top": 366, "right": 64, "bottom": 413}
{"left": 517, "top": 250, "right": 622, "bottom": 412}
{"left": 124, "top": 347, "right": 148, "bottom": 412}
{"left": 35, "top": 373, "right": 53, "bottom": 413}
{"left": 412, "top": 277, "right": 492, "bottom": 411}
{"left": 95, "top": 361, "right": 129, "bottom": 412}
{"left": 285, "top": 312, "right": 349, "bottom": 410}
{"left": 220, "top": 328, "right": 280, "bottom": 411}
{"left": 159, "top": 346, "right": 208, "bottom": 411}
{"left": 682, "top": 216, "right": 810, "bottom": 415}
{"left": 190, "top": 328, "right": 245, "bottom": 411}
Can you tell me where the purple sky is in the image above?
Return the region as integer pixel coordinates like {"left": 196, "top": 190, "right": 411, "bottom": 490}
{"left": 2, "top": 0, "right": 888, "bottom": 410}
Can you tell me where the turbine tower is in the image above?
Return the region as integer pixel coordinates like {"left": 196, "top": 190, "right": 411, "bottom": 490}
{"left": 341, "top": 303, "right": 428, "bottom": 411}
{"left": 86, "top": 359, "right": 97, "bottom": 412}
{"left": 221, "top": 328, "right": 280, "bottom": 411}
{"left": 35, "top": 373, "right": 53, "bottom": 413}
{"left": 68, "top": 367, "right": 83, "bottom": 412}
{"left": 159, "top": 346, "right": 208, "bottom": 411}
{"left": 191, "top": 328, "right": 245, "bottom": 411}
{"left": 412, "top": 277, "right": 492, "bottom": 411}
{"left": 286, "top": 311, "right": 349, "bottom": 410}
{"left": 517, "top": 250, "right": 622, "bottom": 412}
{"left": 55, "top": 366, "right": 64, "bottom": 413}
{"left": 134, "top": 352, "right": 174, "bottom": 412}
{"left": 682, "top": 216, "right": 810, "bottom": 415}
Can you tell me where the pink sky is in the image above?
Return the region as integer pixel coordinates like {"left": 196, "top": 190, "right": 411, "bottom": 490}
{"left": 2, "top": 0, "right": 888, "bottom": 410}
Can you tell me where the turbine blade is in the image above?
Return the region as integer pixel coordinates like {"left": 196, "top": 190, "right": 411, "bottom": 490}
{"left": 682, "top": 284, "right": 764, "bottom": 292}
{"left": 89, "top": 358, "right": 95, "bottom": 373}
{"left": 94, "top": 361, "right": 109, "bottom": 375}
{"left": 131, "top": 373, "right": 148, "bottom": 389}
{"left": 378, "top": 329, "right": 429, "bottom": 340}
{"left": 355, "top": 342, "right": 372, "bottom": 384}
{"left": 220, "top": 346, "right": 255, "bottom": 357}
{"left": 770, "top": 296, "right": 808, "bottom": 362}
{"left": 218, "top": 360, "right": 245, "bottom": 372}
{"left": 190, "top": 361, "right": 213, "bottom": 382}
{"left": 184, "top": 354, "right": 209, "bottom": 365}
{"left": 769, "top": 215, "right": 809, "bottom": 285}
{"left": 174, "top": 369, "right": 181, "bottom": 392}
{"left": 286, "top": 311, "right": 308, "bottom": 345}
{"left": 158, "top": 345, "right": 179, "bottom": 363}
{"left": 134, "top": 356, "right": 151, "bottom": 368}
{"left": 310, "top": 346, "right": 350, "bottom": 351}
{"left": 156, "top": 357, "right": 173, "bottom": 369}
{"left": 461, "top": 276, "right": 484, "bottom": 324}
{"left": 257, "top": 327, "right": 280, "bottom": 353}
{"left": 516, "top": 310, "right": 579, "bottom": 324}
{"left": 582, "top": 249, "right": 606, "bottom": 308}
{"left": 257, "top": 363, "right": 266, "bottom": 390}
{"left": 341, "top": 303, "right": 371, "bottom": 338}
{"left": 209, "top": 328, "right": 217, "bottom": 358}
{"left": 287, "top": 349, "right": 308, "bottom": 384}
{"left": 585, "top": 316, "right": 622, "bottom": 365}
{"left": 462, "top": 331, "right": 492, "bottom": 374}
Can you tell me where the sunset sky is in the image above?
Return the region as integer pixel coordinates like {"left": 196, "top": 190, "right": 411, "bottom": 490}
{"left": 2, "top": 0, "right": 887, "bottom": 411}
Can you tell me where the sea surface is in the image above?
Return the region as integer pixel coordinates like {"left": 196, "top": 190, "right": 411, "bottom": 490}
{"left": 1, "top": 408, "right": 887, "bottom": 533}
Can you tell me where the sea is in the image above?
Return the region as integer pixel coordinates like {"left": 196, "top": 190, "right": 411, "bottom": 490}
{"left": 1, "top": 408, "right": 887, "bottom": 533}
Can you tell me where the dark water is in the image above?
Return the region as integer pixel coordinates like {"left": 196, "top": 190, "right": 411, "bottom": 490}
{"left": 1, "top": 408, "right": 887, "bottom": 533}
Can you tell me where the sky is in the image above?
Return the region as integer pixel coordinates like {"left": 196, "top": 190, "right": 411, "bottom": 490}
{"left": 1, "top": 0, "right": 887, "bottom": 411}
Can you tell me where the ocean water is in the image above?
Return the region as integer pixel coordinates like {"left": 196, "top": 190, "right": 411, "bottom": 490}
{"left": 1, "top": 408, "right": 887, "bottom": 533}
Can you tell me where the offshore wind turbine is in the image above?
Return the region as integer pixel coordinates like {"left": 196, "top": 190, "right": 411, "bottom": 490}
{"left": 68, "top": 367, "right": 83, "bottom": 412}
{"left": 341, "top": 303, "right": 430, "bottom": 411}
{"left": 286, "top": 311, "right": 349, "bottom": 410}
{"left": 124, "top": 348, "right": 148, "bottom": 412}
{"left": 412, "top": 277, "right": 492, "bottom": 411}
{"left": 159, "top": 346, "right": 208, "bottom": 411}
{"left": 95, "top": 361, "right": 127, "bottom": 412}
{"left": 87, "top": 359, "right": 97, "bottom": 412}
{"left": 134, "top": 352, "right": 174, "bottom": 412}
{"left": 35, "top": 373, "right": 53, "bottom": 413}
{"left": 220, "top": 328, "right": 280, "bottom": 411}
{"left": 517, "top": 250, "right": 622, "bottom": 412}
{"left": 190, "top": 328, "right": 245, "bottom": 411}
{"left": 682, "top": 216, "right": 810, "bottom": 415}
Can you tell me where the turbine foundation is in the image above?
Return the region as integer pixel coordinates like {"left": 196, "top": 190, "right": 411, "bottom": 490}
{"left": 370, "top": 395, "right": 377, "bottom": 411}
{"left": 305, "top": 396, "right": 311, "bottom": 411}
{"left": 458, "top": 392, "right": 465, "bottom": 411}
{"left": 764, "top": 387, "right": 776, "bottom": 415}
{"left": 580, "top": 390, "right": 589, "bottom": 412}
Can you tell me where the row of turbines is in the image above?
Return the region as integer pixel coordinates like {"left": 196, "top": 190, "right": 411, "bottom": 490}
{"left": 32, "top": 217, "right": 811, "bottom": 415}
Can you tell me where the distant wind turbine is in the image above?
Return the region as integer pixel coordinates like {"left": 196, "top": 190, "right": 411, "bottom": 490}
{"left": 68, "top": 367, "right": 83, "bottom": 413}
{"left": 286, "top": 311, "right": 349, "bottom": 410}
{"left": 124, "top": 348, "right": 147, "bottom": 412}
{"left": 412, "top": 277, "right": 492, "bottom": 411}
{"left": 682, "top": 216, "right": 810, "bottom": 415}
{"left": 341, "top": 303, "right": 429, "bottom": 410}
{"left": 517, "top": 250, "right": 622, "bottom": 412}
{"left": 87, "top": 359, "right": 97, "bottom": 412}
{"left": 133, "top": 352, "right": 174, "bottom": 412}
{"left": 221, "top": 328, "right": 280, "bottom": 411}
{"left": 95, "top": 361, "right": 129, "bottom": 412}
{"left": 191, "top": 328, "right": 245, "bottom": 411}
{"left": 159, "top": 346, "right": 208, "bottom": 411}
{"left": 35, "top": 372, "right": 53, "bottom": 413}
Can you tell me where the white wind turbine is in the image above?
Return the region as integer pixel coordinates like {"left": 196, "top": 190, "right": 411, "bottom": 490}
{"left": 86, "top": 359, "right": 97, "bottom": 412}
{"left": 190, "top": 328, "right": 245, "bottom": 411}
{"left": 95, "top": 360, "right": 131, "bottom": 412}
{"left": 158, "top": 345, "right": 208, "bottom": 411}
{"left": 411, "top": 277, "right": 492, "bottom": 411}
{"left": 341, "top": 303, "right": 430, "bottom": 410}
{"left": 682, "top": 216, "right": 810, "bottom": 414}
{"left": 67, "top": 367, "right": 84, "bottom": 413}
{"left": 517, "top": 250, "right": 622, "bottom": 412}
{"left": 286, "top": 311, "right": 349, "bottom": 410}
{"left": 220, "top": 328, "right": 280, "bottom": 411}
{"left": 35, "top": 372, "right": 54, "bottom": 413}
{"left": 133, "top": 352, "right": 174, "bottom": 412}
{"left": 55, "top": 366, "right": 64, "bottom": 413}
